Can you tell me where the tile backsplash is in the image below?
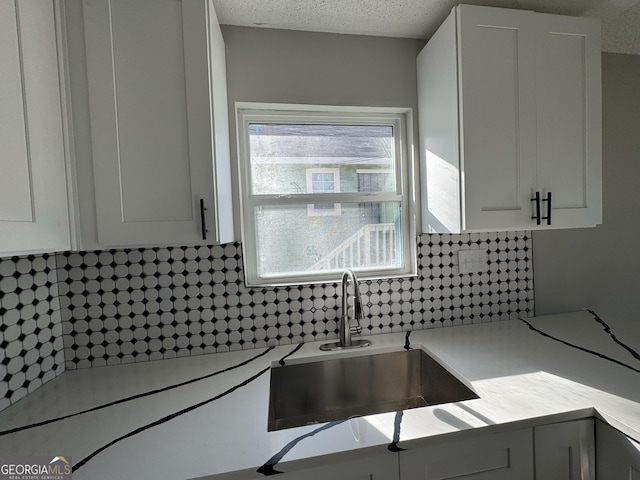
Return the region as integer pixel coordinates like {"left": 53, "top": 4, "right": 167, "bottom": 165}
{"left": 0, "top": 254, "right": 65, "bottom": 411}
{"left": 0, "top": 231, "right": 534, "bottom": 411}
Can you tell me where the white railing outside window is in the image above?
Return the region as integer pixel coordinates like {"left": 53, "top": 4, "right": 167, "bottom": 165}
{"left": 310, "top": 224, "right": 396, "bottom": 270}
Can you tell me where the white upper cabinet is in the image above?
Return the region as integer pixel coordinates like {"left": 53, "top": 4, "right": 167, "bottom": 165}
{"left": 83, "top": 0, "right": 234, "bottom": 247}
{"left": 418, "top": 5, "right": 602, "bottom": 233}
{"left": 0, "top": 0, "right": 72, "bottom": 256}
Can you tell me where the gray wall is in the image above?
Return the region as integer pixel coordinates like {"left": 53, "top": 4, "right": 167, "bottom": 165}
{"left": 533, "top": 53, "right": 640, "bottom": 320}
{"left": 221, "top": 26, "right": 425, "bottom": 107}
{"left": 220, "top": 26, "right": 426, "bottom": 237}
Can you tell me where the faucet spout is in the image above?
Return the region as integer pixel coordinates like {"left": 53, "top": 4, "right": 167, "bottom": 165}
{"left": 340, "top": 269, "right": 361, "bottom": 347}
{"left": 320, "top": 269, "right": 372, "bottom": 351}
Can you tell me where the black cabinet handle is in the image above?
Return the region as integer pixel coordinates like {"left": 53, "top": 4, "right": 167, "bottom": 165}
{"left": 200, "top": 198, "right": 208, "bottom": 241}
{"left": 531, "top": 192, "right": 541, "bottom": 225}
{"left": 541, "top": 192, "right": 552, "bottom": 225}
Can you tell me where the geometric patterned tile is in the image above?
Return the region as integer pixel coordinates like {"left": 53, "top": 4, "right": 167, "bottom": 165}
{"left": 0, "top": 253, "right": 65, "bottom": 412}
{"left": 56, "top": 231, "right": 534, "bottom": 369}
{"left": 0, "top": 231, "right": 535, "bottom": 411}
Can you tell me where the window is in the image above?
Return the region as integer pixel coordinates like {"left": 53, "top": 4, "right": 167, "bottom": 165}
{"left": 237, "top": 103, "right": 416, "bottom": 286}
{"left": 306, "top": 168, "right": 340, "bottom": 216}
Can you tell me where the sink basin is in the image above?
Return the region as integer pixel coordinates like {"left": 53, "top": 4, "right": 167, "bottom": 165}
{"left": 268, "top": 349, "right": 478, "bottom": 431}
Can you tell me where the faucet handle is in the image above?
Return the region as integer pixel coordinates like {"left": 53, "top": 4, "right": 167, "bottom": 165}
{"left": 349, "top": 324, "right": 363, "bottom": 335}
{"left": 352, "top": 294, "right": 365, "bottom": 335}
{"left": 354, "top": 300, "right": 363, "bottom": 320}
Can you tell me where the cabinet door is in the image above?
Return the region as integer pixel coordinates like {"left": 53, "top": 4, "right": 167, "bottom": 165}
{"left": 267, "top": 453, "right": 399, "bottom": 480}
{"left": 534, "top": 419, "right": 594, "bottom": 480}
{"left": 399, "top": 428, "right": 534, "bottom": 479}
{"left": 0, "top": 0, "right": 70, "bottom": 255}
{"left": 595, "top": 420, "right": 640, "bottom": 480}
{"left": 84, "top": 0, "right": 233, "bottom": 247}
{"left": 535, "top": 14, "right": 602, "bottom": 229}
{"left": 419, "top": 5, "right": 602, "bottom": 234}
{"left": 457, "top": 5, "right": 538, "bottom": 232}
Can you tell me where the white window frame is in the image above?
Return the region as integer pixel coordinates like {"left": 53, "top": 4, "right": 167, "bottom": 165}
{"left": 236, "top": 102, "right": 417, "bottom": 286}
{"left": 306, "top": 168, "right": 341, "bottom": 216}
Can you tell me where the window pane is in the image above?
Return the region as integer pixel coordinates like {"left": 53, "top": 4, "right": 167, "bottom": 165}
{"left": 311, "top": 173, "right": 335, "bottom": 192}
{"left": 254, "top": 202, "right": 402, "bottom": 277}
{"left": 249, "top": 124, "right": 395, "bottom": 195}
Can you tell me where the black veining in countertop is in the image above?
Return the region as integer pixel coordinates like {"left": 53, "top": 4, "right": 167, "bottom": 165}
{"left": 0, "top": 346, "right": 275, "bottom": 437}
{"left": 404, "top": 331, "right": 412, "bottom": 350}
{"left": 75, "top": 366, "right": 272, "bottom": 471}
{"left": 519, "top": 315, "right": 640, "bottom": 374}
{"left": 1, "top": 344, "right": 310, "bottom": 474}
{"left": 387, "top": 411, "right": 406, "bottom": 452}
{"left": 257, "top": 420, "right": 347, "bottom": 476}
{"left": 278, "top": 342, "right": 304, "bottom": 366}
{"left": 73, "top": 343, "right": 306, "bottom": 471}
{"left": 585, "top": 309, "right": 640, "bottom": 362}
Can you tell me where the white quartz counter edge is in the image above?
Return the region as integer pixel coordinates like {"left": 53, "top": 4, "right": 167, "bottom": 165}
{"left": 0, "top": 310, "right": 638, "bottom": 480}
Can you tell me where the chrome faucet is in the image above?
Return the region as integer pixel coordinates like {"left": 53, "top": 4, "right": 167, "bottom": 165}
{"left": 320, "top": 269, "right": 372, "bottom": 351}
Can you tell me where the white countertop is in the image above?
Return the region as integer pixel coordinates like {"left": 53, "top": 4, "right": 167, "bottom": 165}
{"left": 0, "top": 310, "right": 638, "bottom": 479}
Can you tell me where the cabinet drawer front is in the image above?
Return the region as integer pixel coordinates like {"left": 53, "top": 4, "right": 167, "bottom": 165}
{"left": 400, "top": 428, "right": 534, "bottom": 480}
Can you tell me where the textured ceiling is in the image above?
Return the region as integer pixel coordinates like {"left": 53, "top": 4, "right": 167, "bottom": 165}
{"left": 212, "top": 0, "right": 640, "bottom": 55}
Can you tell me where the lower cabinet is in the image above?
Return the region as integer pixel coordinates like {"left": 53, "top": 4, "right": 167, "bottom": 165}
{"left": 595, "top": 419, "right": 640, "bottom": 480}
{"left": 267, "top": 419, "right": 596, "bottom": 480}
{"left": 399, "top": 428, "right": 534, "bottom": 480}
{"left": 535, "top": 419, "right": 595, "bottom": 480}
{"left": 399, "top": 419, "right": 594, "bottom": 480}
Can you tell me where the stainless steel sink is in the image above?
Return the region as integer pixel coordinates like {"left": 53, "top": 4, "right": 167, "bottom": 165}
{"left": 268, "top": 349, "right": 478, "bottom": 431}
